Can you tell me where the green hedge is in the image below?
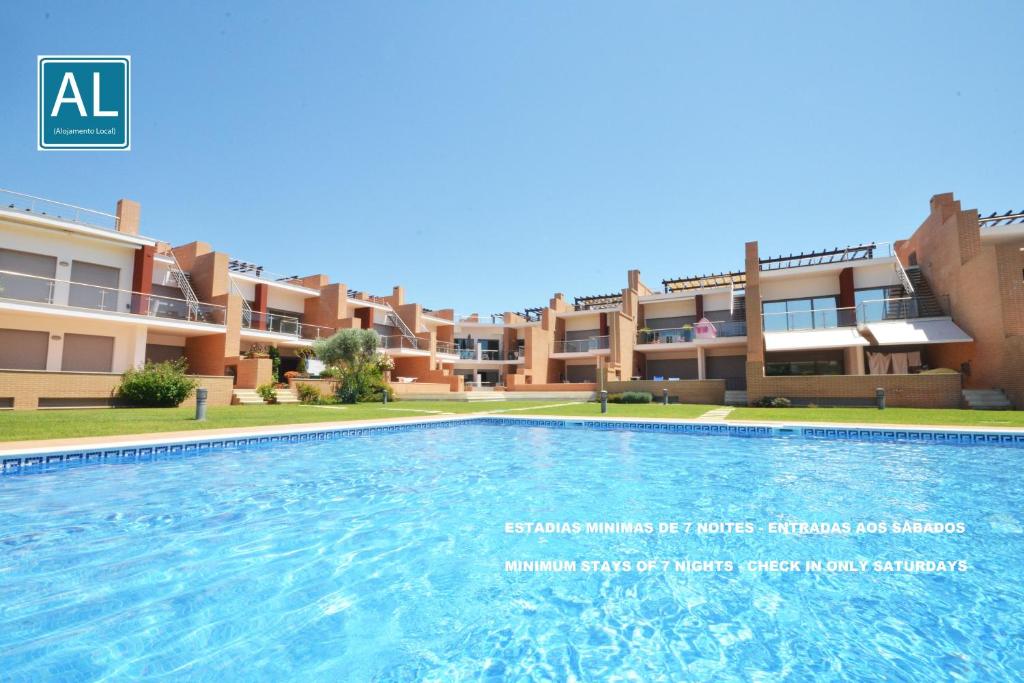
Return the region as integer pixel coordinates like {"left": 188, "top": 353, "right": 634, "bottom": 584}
{"left": 118, "top": 359, "right": 197, "bottom": 407}
{"left": 608, "top": 391, "right": 653, "bottom": 404}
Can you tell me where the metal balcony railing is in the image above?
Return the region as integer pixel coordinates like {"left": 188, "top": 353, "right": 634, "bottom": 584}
{"left": 762, "top": 296, "right": 952, "bottom": 333}
{"left": 856, "top": 296, "right": 950, "bottom": 323}
{"left": 553, "top": 336, "right": 610, "bottom": 353}
{"left": 239, "top": 310, "right": 334, "bottom": 339}
{"left": 435, "top": 341, "right": 457, "bottom": 355}
{"left": 0, "top": 269, "right": 226, "bottom": 324}
{"left": 244, "top": 311, "right": 300, "bottom": 335}
{"left": 379, "top": 335, "right": 422, "bottom": 351}
{"left": 0, "top": 188, "right": 120, "bottom": 231}
{"left": 637, "top": 321, "right": 747, "bottom": 344}
{"left": 762, "top": 307, "right": 856, "bottom": 332}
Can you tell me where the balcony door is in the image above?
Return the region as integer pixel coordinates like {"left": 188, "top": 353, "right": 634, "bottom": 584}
{"left": 0, "top": 248, "right": 57, "bottom": 304}
{"left": 69, "top": 261, "right": 121, "bottom": 311}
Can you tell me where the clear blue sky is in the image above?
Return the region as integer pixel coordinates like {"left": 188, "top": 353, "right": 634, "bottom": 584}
{"left": 3, "top": 2, "right": 1022, "bottom": 314}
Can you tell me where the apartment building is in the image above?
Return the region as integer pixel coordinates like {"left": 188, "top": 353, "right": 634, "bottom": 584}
{"left": 0, "top": 188, "right": 1018, "bottom": 409}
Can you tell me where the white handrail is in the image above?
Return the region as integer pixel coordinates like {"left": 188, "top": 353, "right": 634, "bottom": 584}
{"left": 0, "top": 187, "right": 120, "bottom": 229}
{"left": 0, "top": 269, "right": 225, "bottom": 323}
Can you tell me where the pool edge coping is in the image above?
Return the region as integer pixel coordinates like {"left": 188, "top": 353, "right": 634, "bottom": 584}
{"left": 2, "top": 412, "right": 1024, "bottom": 461}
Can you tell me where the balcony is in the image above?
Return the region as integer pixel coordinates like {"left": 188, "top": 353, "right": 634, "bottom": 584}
{"left": 0, "top": 269, "right": 226, "bottom": 326}
{"left": 636, "top": 321, "right": 747, "bottom": 347}
{"left": 762, "top": 296, "right": 950, "bottom": 332}
{"left": 551, "top": 335, "right": 610, "bottom": 358}
{"left": 435, "top": 340, "right": 458, "bottom": 357}
{"left": 378, "top": 334, "right": 429, "bottom": 356}
{"left": 762, "top": 297, "right": 967, "bottom": 352}
{"left": 458, "top": 347, "right": 501, "bottom": 361}
{"left": 241, "top": 311, "right": 334, "bottom": 341}
{"left": 1, "top": 188, "right": 120, "bottom": 232}
{"left": 450, "top": 343, "right": 525, "bottom": 364}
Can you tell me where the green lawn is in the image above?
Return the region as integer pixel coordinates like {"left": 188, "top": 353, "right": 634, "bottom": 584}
{"left": 0, "top": 401, "right": 578, "bottom": 443}
{"left": 728, "top": 406, "right": 1024, "bottom": 427}
{"left": 2, "top": 401, "right": 1021, "bottom": 444}
{"left": 513, "top": 402, "right": 719, "bottom": 419}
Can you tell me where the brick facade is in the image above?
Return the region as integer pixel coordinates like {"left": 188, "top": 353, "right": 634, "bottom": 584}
{"left": 606, "top": 379, "right": 726, "bottom": 405}
{"left": 747, "top": 367, "right": 962, "bottom": 408}
{"left": 0, "top": 370, "right": 233, "bottom": 410}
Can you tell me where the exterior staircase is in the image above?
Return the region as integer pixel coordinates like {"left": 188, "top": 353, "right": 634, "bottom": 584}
{"left": 385, "top": 308, "right": 421, "bottom": 349}
{"left": 962, "top": 389, "right": 1013, "bottom": 410}
{"left": 232, "top": 389, "right": 264, "bottom": 405}
{"left": 899, "top": 267, "right": 946, "bottom": 318}
{"left": 231, "top": 387, "right": 301, "bottom": 405}
{"left": 724, "top": 390, "right": 748, "bottom": 406}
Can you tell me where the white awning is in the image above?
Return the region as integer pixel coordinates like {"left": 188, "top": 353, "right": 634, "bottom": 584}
{"left": 863, "top": 318, "right": 973, "bottom": 346}
{"left": 764, "top": 327, "right": 868, "bottom": 352}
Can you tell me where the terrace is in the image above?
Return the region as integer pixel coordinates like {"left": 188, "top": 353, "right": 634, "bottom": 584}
{"left": 636, "top": 320, "right": 747, "bottom": 347}
{"left": 240, "top": 310, "right": 334, "bottom": 342}
{"left": 0, "top": 269, "right": 227, "bottom": 328}
{"left": 1, "top": 188, "right": 122, "bottom": 233}
{"left": 572, "top": 293, "right": 622, "bottom": 312}
{"left": 551, "top": 335, "right": 610, "bottom": 358}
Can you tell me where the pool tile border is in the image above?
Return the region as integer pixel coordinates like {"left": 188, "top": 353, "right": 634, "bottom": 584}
{"left": 2, "top": 414, "right": 1023, "bottom": 476}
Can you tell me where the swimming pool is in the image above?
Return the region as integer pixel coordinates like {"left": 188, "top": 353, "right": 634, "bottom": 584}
{"left": 2, "top": 420, "right": 1022, "bottom": 680}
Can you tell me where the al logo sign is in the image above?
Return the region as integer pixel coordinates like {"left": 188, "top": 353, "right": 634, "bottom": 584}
{"left": 37, "top": 55, "right": 131, "bottom": 151}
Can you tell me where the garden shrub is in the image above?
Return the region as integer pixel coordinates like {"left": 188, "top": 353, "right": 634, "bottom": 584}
{"left": 118, "top": 359, "right": 198, "bottom": 407}
{"left": 256, "top": 383, "right": 278, "bottom": 404}
{"left": 607, "top": 391, "right": 653, "bottom": 404}
{"left": 296, "top": 383, "right": 322, "bottom": 405}
{"left": 313, "top": 329, "right": 392, "bottom": 404}
{"left": 754, "top": 396, "right": 792, "bottom": 408}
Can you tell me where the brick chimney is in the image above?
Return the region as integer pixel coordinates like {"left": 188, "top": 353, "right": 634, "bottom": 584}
{"left": 116, "top": 199, "right": 141, "bottom": 235}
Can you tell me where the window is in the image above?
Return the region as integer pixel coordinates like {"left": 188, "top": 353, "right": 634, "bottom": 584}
{"left": 854, "top": 288, "right": 891, "bottom": 323}
{"left": 0, "top": 329, "right": 49, "bottom": 370}
{"left": 765, "top": 359, "right": 843, "bottom": 376}
{"left": 69, "top": 261, "right": 121, "bottom": 311}
{"left": 61, "top": 334, "right": 114, "bottom": 372}
{"left": 762, "top": 296, "right": 838, "bottom": 331}
{"left": 0, "top": 249, "right": 57, "bottom": 304}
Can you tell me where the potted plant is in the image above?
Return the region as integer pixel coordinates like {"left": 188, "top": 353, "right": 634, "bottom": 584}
{"left": 638, "top": 326, "right": 652, "bottom": 344}
{"left": 244, "top": 344, "right": 270, "bottom": 359}
{"left": 376, "top": 353, "right": 396, "bottom": 382}
{"left": 682, "top": 324, "right": 694, "bottom": 342}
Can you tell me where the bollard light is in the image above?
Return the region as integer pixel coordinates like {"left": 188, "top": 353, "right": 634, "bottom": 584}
{"left": 600, "top": 390, "right": 608, "bottom": 414}
{"left": 663, "top": 388, "right": 669, "bottom": 406}
{"left": 195, "top": 387, "right": 208, "bottom": 421}
{"left": 383, "top": 390, "right": 389, "bottom": 405}
{"left": 876, "top": 387, "right": 886, "bottom": 410}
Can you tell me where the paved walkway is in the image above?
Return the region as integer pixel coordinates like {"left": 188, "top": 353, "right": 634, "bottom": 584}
{"left": 695, "top": 406, "right": 735, "bottom": 421}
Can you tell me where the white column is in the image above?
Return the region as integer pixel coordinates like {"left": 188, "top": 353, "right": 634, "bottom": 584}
{"left": 697, "top": 346, "right": 706, "bottom": 380}
{"left": 46, "top": 333, "right": 63, "bottom": 371}
{"left": 132, "top": 326, "right": 148, "bottom": 368}
{"left": 849, "top": 346, "right": 866, "bottom": 375}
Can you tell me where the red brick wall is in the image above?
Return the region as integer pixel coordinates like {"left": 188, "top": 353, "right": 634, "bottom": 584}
{"left": 747, "top": 367, "right": 962, "bottom": 408}
{"left": 0, "top": 370, "right": 233, "bottom": 410}
{"left": 606, "top": 379, "right": 726, "bottom": 404}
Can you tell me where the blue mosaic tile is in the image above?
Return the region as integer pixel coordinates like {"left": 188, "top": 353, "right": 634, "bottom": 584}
{"left": 2, "top": 417, "right": 1021, "bottom": 478}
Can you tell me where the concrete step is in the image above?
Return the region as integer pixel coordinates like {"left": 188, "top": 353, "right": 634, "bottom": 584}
{"left": 962, "top": 389, "right": 1013, "bottom": 410}
{"left": 724, "top": 391, "right": 748, "bottom": 406}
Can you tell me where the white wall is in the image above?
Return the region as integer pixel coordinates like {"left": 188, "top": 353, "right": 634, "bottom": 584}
{"left": 267, "top": 287, "right": 308, "bottom": 313}
{"left": 853, "top": 262, "right": 900, "bottom": 289}
{"left": 0, "top": 310, "right": 145, "bottom": 372}
{"left": 643, "top": 299, "right": 696, "bottom": 320}
{"left": 1, "top": 220, "right": 137, "bottom": 311}
{"left": 564, "top": 313, "right": 602, "bottom": 332}
{"left": 761, "top": 272, "right": 840, "bottom": 301}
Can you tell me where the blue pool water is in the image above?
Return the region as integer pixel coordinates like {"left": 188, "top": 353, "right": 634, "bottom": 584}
{"left": 2, "top": 423, "right": 1023, "bottom": 681}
